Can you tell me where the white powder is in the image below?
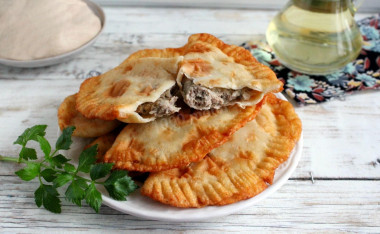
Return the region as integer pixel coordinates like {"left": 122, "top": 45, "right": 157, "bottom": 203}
{"left": 0, "top": 0, "right": 101, "bottom": 60}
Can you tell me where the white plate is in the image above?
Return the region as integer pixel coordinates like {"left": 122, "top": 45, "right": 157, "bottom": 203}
{"left": 62, "top": 93, "right": 303, "bottom": 222}
{"left": 0, "top": 0, "right": 105, "bottom": 68}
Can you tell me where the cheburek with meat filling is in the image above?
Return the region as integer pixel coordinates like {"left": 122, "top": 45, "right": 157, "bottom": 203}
{"left": 76, "top": 49, "right": 184, "bottom": 123}
{"left": 75, "top": 34, "right": 283, "bottom": 124}
{"left": 102, "top": 96, "right": 266, "bottom": 172}
{"left": 177, "top": 34, "right": 283, "bottom": 110}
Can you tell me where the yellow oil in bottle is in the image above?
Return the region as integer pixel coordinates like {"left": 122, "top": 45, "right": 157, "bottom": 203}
{"left": 266, "top": 0, "right": 363, "bottom": 75}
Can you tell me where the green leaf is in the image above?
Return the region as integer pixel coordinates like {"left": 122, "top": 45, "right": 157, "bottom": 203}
{"left": 40, "top": 169, "right": 56, "bottom": 182}
{"left": 65, "top": 179, "right": 86, "bottom": 206}
{"left": 64, "top": 163, "right": 76, "bottom": 173}
{"left": 104, "top": 170, "right": 138, "bottom": 201}
{"left": 85, "top": 183, "right": 102, "bottom": 213}
{"left": 90, "top": 163, "right": 114, "bottom": 181}
{"left": 34, "top": 185, "right": 44, "bottom": 207}
{"left": 15, "top": 163, "right": 40, "bottom": 181}
{"left": 14, "top": 125, "right": 47, "bottom": 146}
{"left": 104, "top": 170, "right": 128, "bottom": 185}
{"left": 75, "top": 177, "right": 89, "bottom": 190}
{"left": 53, "top": 173, "right": 73, "bottom": 188}
{"left": 37, "top": 135, "right": 51, "bottom": 158}
{"left": 55, "top": 126, "right": 75, "bottom": 150}
{"left": 77, "top": 145, "right": 97, "bottom": 173}
{"left": 51, "top": 154, "right": 70, "bottom": 168}
{"left": 44, "top": 184, "right": 59, "bottom": 196}
{"left": 34, "top": 184, "right": 61, "bottom": 213}
{"left": 42, "top": 185, "right": 61, "bottom": 213}
{"left": 19, "top": 147, "right": 37, "bottom": 160}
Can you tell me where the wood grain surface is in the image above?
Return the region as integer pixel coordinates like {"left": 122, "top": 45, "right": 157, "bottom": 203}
{"left": 0, "top": 7, "right": 379, "bottom": 233}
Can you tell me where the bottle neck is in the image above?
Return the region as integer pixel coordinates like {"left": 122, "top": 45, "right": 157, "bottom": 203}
{"left": 293, "top": 0, "right": 351, "bottom": 13}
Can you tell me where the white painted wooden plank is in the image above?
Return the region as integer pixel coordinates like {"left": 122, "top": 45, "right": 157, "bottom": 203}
{"left": 1, "top": 80, "right": 379, "bottom": 178}
{"left": 0, "top": 177, "right": 379, "bottom": 232}
{"left": 0, "top": 7, "right": 371, "bottom": 80}
{"left": 92, "top": 0, "right": 380, "bottom": 13}
{"left": 0, "top": 6, "right": 379, "bottom": 231}
{"left": 101, "top": 8, "right": 275, "bottom": 35}
{"left": 0, "top": 34, "right": 261, "bottom": 80}
{"left": 294, "top": 90, "right": 380, "bottom": 179}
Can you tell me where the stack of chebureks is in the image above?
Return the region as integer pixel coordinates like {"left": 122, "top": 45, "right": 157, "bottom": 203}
{"left": 58, "top": 34, "right": 302, "bottom": 208}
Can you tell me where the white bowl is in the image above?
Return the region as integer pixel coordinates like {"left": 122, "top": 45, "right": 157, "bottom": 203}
{"left": 0, "top": 0, "right": 105, "bottom": 68}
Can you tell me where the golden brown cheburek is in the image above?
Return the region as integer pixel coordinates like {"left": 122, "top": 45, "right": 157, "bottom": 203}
{"left": 85, "top": 131, "right": 147, "bottom": 180}
{"left": 84, "top": 130, "right": 120, "bottom": 162}
{"left": 75, "top": 33, "right": 283, "bottom": 123}
{"left": 141, "top": 94, "right": 302, "bottom": 208}
{"left": 177, "top": 34, "right": 283, "bottom": 110}
{"left": 103, "top": 97, "right": 266, "bottom": 172}
{"left": 58, "top": 94, "right": 120, "bottom": 138}
{"left": 76, "top": 50, "right": 183, "bottom": 123}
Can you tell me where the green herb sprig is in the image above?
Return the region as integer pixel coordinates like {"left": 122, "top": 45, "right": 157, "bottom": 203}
{"left": 0, "top": 125, "right": 138, "bottom": 213}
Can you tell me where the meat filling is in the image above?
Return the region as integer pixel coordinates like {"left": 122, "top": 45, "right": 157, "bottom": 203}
{"left": 182, "top": 78, "right": 252, "bottom": 110}
{"left": 136, "top": 89, "right": 180, "bottom": 117}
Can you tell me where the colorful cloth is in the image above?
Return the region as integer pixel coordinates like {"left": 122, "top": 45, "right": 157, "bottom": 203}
{"left": 242, "top": 14, "right": 380, "bottom": 105}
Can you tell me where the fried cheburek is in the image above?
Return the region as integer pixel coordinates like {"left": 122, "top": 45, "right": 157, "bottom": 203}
{"left": 84, "top": 130, "right": 120, "bottom": 162}
{"left": 141, "top": 94, "right": 302, "bottom": 207}
{"left": 58, "top": 94, "right": 120, "bottom": 138}
{"left": 57, "top": 33, "right": 302, "bottom": 209}
{"left": 76, "top": 55, "right": 183, "bottom": 123}
{"left": 102, "top": 97, "right": 266, "bottom": 172}
{"left": 75, "top": 33, "right": 282, "bottom": 123}
{"left": 85, "top": 131, "right": 148, "bottom": 180}
{"left": 177, "top": 34, "right": 283, "bottom": 110}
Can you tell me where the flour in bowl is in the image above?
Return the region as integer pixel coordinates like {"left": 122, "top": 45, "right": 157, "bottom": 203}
{"left": 0, "top": 0, "right": 101, "bottom": 60}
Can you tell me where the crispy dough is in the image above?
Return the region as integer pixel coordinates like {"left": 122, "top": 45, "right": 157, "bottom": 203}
{"left": 84, "top": 130, "right": 120, "bottom": 162}
{"left": 57, "top": 94, "right": 120, "bottom": 138}
{"left": 141, "top": 94, "right": 302, "bottom": 207}
{"left": 103, "top": 97, "right": 266, "bottom": 172}
{"left": 177, "top": 33, "right": 283, "bottom": 108}
{"left": 86, "top": 131, "right": 147, "bottom": 180}
{"left": 76, "top": 34, "right": 283, "bottom": 122}
{"left": 76, "top": 50, "right": 183, "bottom": 123}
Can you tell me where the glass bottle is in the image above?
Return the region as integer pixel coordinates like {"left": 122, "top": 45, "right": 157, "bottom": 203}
{"left": 266, "top": 0, "right": 363, "bottom": 75}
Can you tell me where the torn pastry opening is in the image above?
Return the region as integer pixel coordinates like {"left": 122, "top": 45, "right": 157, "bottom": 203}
{"left": 136, "top": 87, "right": 180, "bottom": 118}
{"left": 180, "top": 77, "right": 261, "bottom": 110}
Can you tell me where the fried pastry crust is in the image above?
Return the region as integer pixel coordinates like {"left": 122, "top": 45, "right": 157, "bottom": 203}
{"left": 58, "top": 94, "right": 120, "bottom": 138}
{"left": 84, "top": 129, "right": 121, "bottom": 162}
{"left": 76, "top": 51, "right": 183, "bottom": 123}
{"left": 85, "top": 130, "right": 147, "bottom": 180}
{"left": 177, "top": 33, "right": 283, "bottom": 109}
{"left": 141, "top": 94, "right": 302, "bottom": 207}
{"left": 75, "top": 34, "right": 283, "bottom": 122}
{"left": 103, "top": 97, "right": 266, "bottom": 172}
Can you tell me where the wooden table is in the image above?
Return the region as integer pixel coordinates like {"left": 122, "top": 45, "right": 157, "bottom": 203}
{"left": 1, "top": 7, "right": 379, "bottom": 232}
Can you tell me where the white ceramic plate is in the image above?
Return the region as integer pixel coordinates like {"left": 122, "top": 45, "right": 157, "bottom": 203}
{"left": 0, "top": 0, "right": 105, "bottom": 68}
{"left": 62, "top": 93, "right": 303, "bottom": 222}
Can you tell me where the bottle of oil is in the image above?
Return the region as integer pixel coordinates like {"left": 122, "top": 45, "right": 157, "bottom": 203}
{"left": 266, "top": 0, "right": 363, "bottom": 75}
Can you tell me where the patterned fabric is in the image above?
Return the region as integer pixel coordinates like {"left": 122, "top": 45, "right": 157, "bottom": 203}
{"left": 242, "top": 14, "right": 380, "bottom": 105}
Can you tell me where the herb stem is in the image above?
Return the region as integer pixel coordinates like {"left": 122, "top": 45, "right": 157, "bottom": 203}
{"left": 38, "top": 174, "right": 43, "bottom": 185}
{"left": 39, "top": 163, "right": 67, "bottom": 174}
{"left": 49, "top": 149, "right": 58, "bottom": 159}
{"left": 0, "top": 155, "right": 24, "bottom": 163}
{"left": 73, "top": 175, "right": 103, "bottom": 185}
